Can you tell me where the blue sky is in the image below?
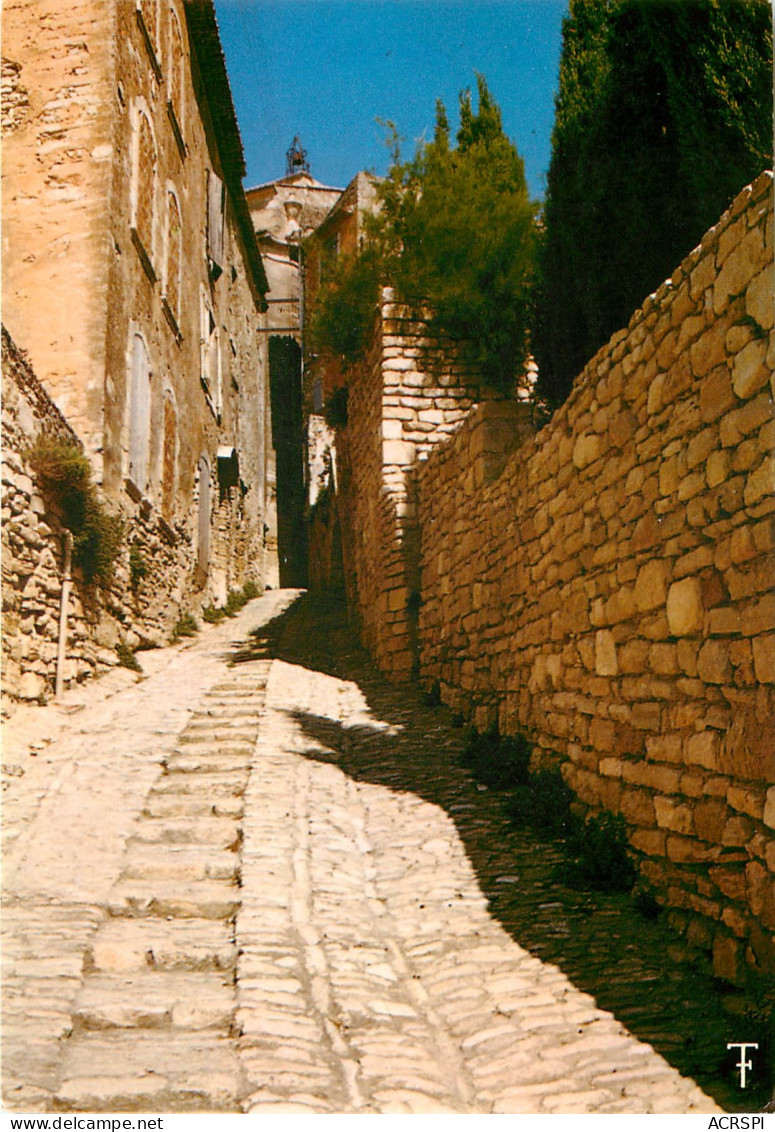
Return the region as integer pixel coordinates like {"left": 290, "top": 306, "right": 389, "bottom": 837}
{"left": 214, "top": 0, "right": 568, "bottom": 199}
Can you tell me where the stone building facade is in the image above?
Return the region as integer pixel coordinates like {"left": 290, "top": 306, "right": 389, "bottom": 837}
{"left": 306, "top": 171, "right": 775, "bottom": 984}
{"left": 2, "top": 0, "right": 275, "bottom": 697}
{"left": 247, "top": 161, "right": 342, "bottom": 585}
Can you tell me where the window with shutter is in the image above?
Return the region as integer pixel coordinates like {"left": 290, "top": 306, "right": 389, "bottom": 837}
{"left": 200, "top": 292, "right": 222, "bottom": 421}
{"left": 131, "top": 107, "right": 157, "bottom": 279}
{"left": 161, "top": 392, "right": 177, "bottom": 521}
{"left": 136, "top": 0, "right": 162, "bottom": 80}
{"left": 207, "top": 170, "right": 225, "bottom": 278}
{"left": 129, "top": 333, "right": 151, "bottom": 492}
{"left": 197, "top": 454, "right": 211, "bottom": 575}
{"left": 164, "top": 189, "right": 182, "bottom": 330}
{"left": 167, "top": 5, "right": 186, "bottom": 156}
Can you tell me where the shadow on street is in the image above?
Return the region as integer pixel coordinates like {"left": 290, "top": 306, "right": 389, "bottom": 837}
{"left": 231, "top": 589, "right": 772, "bottom": 1113}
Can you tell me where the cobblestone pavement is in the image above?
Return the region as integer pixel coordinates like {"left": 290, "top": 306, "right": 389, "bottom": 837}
{"left": 2, "top": 590, "right": 730, "bottom": 1113}
{"left": 2, "top": 590, "right": 296, "bottom": 1113}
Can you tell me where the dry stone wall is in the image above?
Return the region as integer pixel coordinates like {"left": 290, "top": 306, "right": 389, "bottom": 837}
{"left": 2, "top": 330, "right": 215, "bottom": 704}
{"left": 416, "top": 172, "right": 774, "bottom": 982}
{"left": 329, "top": 293, "right": 493, "bottom": 679}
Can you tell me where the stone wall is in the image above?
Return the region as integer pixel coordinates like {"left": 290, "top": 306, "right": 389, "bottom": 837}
{"left": 416, "top": 172, "right": 774, "bottom": 981}
{"left": 3, "top": 329, "right": 205, "bottom": 704}
{"left": 2, "top": 0, "right": 275, "bottom": 606}
{"left": 1, "top": 0, "right": 116, "bottom": 457}
{"left": 323, "top": 292, "right": 499, "bottom": 679}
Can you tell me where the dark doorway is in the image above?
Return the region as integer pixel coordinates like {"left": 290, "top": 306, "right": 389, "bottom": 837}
{"left": 268, "top": 335, "right": 307, "bottom": 586}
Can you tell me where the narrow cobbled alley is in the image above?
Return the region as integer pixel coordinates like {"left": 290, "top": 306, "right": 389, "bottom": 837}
{"left": 2, "top": 591, "right": 739, "bottom": 1114}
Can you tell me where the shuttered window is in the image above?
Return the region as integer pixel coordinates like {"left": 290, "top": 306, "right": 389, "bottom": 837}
{"left": 207, "top": 170, "right": 225, "bottom": 276}
{"left": 161, "top": 393, "right": 177, "bottom": 521}
{"left": 165, "top": 189, "right": 182, "bottom": 324}
{"left": 197, "top": 454, "right": 211, "bottom": 574}
{"left": 129, "top": 333, "right": 151, "bottom": 492}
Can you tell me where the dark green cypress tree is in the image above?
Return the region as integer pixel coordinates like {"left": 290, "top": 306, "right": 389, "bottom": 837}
{"left": 534, "top": 0, "right": 773, "bottom": 407}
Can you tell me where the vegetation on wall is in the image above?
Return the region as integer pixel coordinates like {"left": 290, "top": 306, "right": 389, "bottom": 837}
{"left": 533, "top": 0, "right": 773, "bottom": 406}
{"left": 323, "top": 385, "right": 349, "bottom": 430}
{"left": 28, "top": 439, "right": 123, "bottom": 585}
{"left": 308, "top": 75, "right": 538, "bottom": 392}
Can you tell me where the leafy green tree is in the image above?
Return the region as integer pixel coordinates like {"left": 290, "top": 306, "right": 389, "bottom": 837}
{"left": 309, "top": 76, "right": 538, "bottom": 392}
{"left": 534, "top": 0, "right": 773, "bottom": 407}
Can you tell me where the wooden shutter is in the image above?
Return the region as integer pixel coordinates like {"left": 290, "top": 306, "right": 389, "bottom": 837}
{"left": 207, "top": 170, "right": 224, "bottom": 273}
{"left": 129, "top": 334, "right": 151, "bottom": 491}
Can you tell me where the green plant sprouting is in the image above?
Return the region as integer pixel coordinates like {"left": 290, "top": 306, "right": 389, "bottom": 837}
{"left": 307, "top": 75, "right": 538, "bottom": 393}
{"left": 28, "top": 438, "right": 123, "bottom": 585}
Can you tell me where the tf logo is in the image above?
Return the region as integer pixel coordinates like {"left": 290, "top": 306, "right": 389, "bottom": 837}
{"left": 727, "top": 1042, "right": 759, "bottom": 1089}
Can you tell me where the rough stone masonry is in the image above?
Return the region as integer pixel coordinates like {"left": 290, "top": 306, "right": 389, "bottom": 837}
{"left": 311, "top": 171, "right": 775, "bottom": 987}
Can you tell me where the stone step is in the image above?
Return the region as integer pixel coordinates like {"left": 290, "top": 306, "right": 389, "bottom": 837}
{"left": 108, "top": 879, "right": 240, "bottom": 921}
{"left": 151, "top": 770, "right": 246, "bottom": 797}
{"left": 53, "top": 1031, "right": 243, "bottom": 1112}
{"left": 191, "top": 709, "right": 263, "bottom": 723}
{"left": 89, "top": 918, "right": 237, "bottom": 973}
{"left": 132, "top": 816, "right": 240, "bottom": 849}
{"left": 177, "top": 729, "right": 258, "bottom": 744}
{"left": 207, "top": 686, "right": 267, "bottom": 696}
{"left": 144, "top": 792, "right": 244, "bottom": 820}
{"left": 121, "top": 844, "right": 239, "bottom": 882}
{"left": 73, "top": 971, "right": 234, "bottom": 1031}
{"left": 164, "top": 751, "right": 253, "bottom": 775}
{"left": 211, "top": 683, "right": 267, "bottom": 696}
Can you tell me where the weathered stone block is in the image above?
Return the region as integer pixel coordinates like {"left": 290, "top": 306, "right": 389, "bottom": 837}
{"left": 720, "top": 392, "right": 773, "bottom": 447}
{"left": 707, "top": 607, "right": 740, "bottom": 636}
{"left": 666, "top": 836, "right": 714, "bottom": 863}
{"left": 648, "top": 642, "right": 678, "bottom": 675}
{"left": 743, "top": 454, "right": 775, "bottom": 508}
{"left": 382, "top": 439, "right": 415, "bottom": 467}
{"left": 687, "top": 427, "right": 718, "bottom": 471}
{"left": 642, "top": 729, "right": 678, "bottom": 765}
{"left": 741, "top": 594, "right": 775, "bottom": 637}
{"left": 674, "top": 545, "right": 713, "bottom": 578}
{"left": 697, "top": 639, "right": 732, "bottom": 683}
{"left": 731, "top": 436, "right": 762, "bottom": 475}
{"left": 694, "top": 798, "right": 729, "bottom": 842}
{"left": 705, "top": 449, "right": 729, "bottom": 488}
{"left": 689, "top": 251, "right": 716, "bottom": 301}
{"left": 623, "top": 760, "right": 681, "bottom": 793}
{"left": 764, "top": 786, "right": 775, "bottom": 830}
{"left": 746, "top": 267, "right": 774, "bottom": 331}
{"left": 605, "top": 586, "right": 635, "bottom": 624}
{"left": 572, "top": 432, "right": 603, "bottom": 469}
{"left": 17, "top": 670, "right": 47, "bottom": 700}
{"left": 727, "top": 783, "right": 765, "bottom": 820}
{"left": 722, "top": 814, "right": 754, "bottom": 846}
{"left": 656, "top": 797, "right": 695, "bottom": 837}
{"left": 659, "top": 456, "right": 679, "bottom": 496}
{"left": 691, "top": 321, "right": 728, "bottom": 379}
{"left": 594, "top": 630, "right": 617, "bottom": 676}
{"left": 589, "top": 717, "right": 616, "bottom": 752}
{"left": 686, "top": 730, "right": 719, "bottom": 770}
{"left": 631, "top": 702, "right": 663, "bottom": 730}
{"left": 752, "top": 633, "right": 775, "bottom": 683}
{"left": 699, "top": 364, "right": 737, "bottom": 423}
{"left": 617, "top": 638, "right": 650, "bottom": 674}
{"left": 634, "top": 559, "right": 668, "bottom": 612}
{"left": 631, "top": 828, "right": 666, "bottom": 856}
{"left": 619, "top": 787, "right": 656, "bottom": 827}
{"left": 712, "top": 933, "right": 745, "bottom": 985}
{"left": 732, "top": 338, "right": 769, "bottom": 399}
{"left": 666, "top": 577, "right": 703, "bottom": 636}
